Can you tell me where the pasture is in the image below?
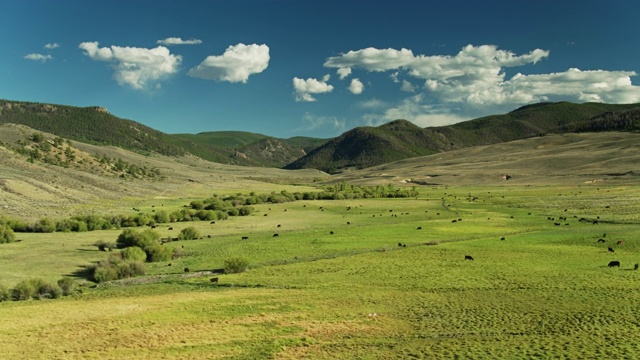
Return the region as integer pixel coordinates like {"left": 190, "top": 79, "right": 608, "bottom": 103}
{"left": 1, "top": 183, "right": 640, "bottom": 358}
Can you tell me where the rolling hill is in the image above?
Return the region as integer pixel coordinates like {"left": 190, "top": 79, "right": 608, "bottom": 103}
{"left": 286, "top": 102, "right": 640, "bottom": 172}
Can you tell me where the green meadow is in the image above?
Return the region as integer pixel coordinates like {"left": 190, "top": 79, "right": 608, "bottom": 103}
{"left": 1, "top": 184, "right": 640, "bottom": 359}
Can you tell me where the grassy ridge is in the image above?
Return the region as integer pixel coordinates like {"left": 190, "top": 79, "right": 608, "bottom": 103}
{"left": 288, "top": 102, "right": 640, "bottom": 172}
{"left": 1, "top": 184, "right": 640, "bottom": 358}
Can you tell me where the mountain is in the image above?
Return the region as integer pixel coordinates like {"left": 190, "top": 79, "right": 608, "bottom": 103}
{"left": 0, "top": 100, "right": 327, "bottom": 168}
{"left": 0, "top": 100, "right": 185, "bottom": 156}
{"left": 286, "top": 102, "right": 640, "bottom": 172}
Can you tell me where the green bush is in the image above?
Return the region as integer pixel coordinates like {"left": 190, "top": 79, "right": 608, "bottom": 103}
{"left": 121, "top": 246, "right": 147, "bottom": 262}
{"left": 11, "top": 278, "right": 43, "bottom": 300}
{"left": 224, "top": 256, "right": 249, "bottom": 274}
{"left": 94, "top": 240, "right": 115, "bottom": 251}
{"left": 36, "top": 282, "right": 62, "bottom": 300}
{"left": 145, "top": 245, "right": 173, "bottom": 262}
{"left": 57, "top": 277, "right": 76, "bottom": 296}
{"left": 178, "top": 226, "right": 200, "bottom": 240}
{"left": 0, "top": 284, "right": 10, "bottom": 302}
{"left": 154, "top": 210, "right": 170, "bottom": 224}
{"left": 33, "top": 217, "right": 56, "bottom": 233}
{"left": 0, "top": 225, "right": 16, "bottom": 243}
{"left": 116, "top": 228, "right": 160, "bottom": 249}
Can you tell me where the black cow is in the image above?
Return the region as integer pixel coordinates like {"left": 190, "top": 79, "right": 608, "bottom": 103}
{"left": 398, "top": 242, "right": 403, "bottom": 247}
{"left": 330, "top": 231, "right": 334, "bottom": 235}
{"left": 210, "top": 221, "right": 216, "bottom": 224}
{"left": 273, "top": 233, "right": 279, "bottom": 237}
{"left": 168, "top": 227, "right": 173, "bottom": 230}
{"left": 608, "top": 261, "right": 620, "bottom": 268}
{"left": 241, "top": 236, "right": 249, "bottom": 240}
{"left": 184, "top": 267, "right": 190, "bottom": 273}
{"left": 635, "top": 263, "right": 639, "bottom": 271}
{"left": 417, "top": 227, "right": 422, "bottom": 230}
{"left": 500, "top": 237, "right": 505, "bottom": 241}
{"left": 465, "top": 255, "right": 474, "bottom": 261}
{"left": 210, "top": 277, "right": 219, "bottom": 283}
{"left": 347, "top": 222, "right": 351, "bottom": 225}
{"left": 597, "top": 238, "right": 605, "bottom": 243}
{"left": 608, "top": 247, "right": 615, "bottom": 253}
{"left": 277, "top": 224, "right": 281, "bottom": 228}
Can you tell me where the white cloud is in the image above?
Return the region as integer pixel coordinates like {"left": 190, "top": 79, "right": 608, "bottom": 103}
{"left": 322, "top": 74, "right": 331, "bottom": 82}
{"left": 24, "top": 53, "right": 52, "bottom": 62}
{"left": 400, "top": 80, "right": 415, "bottom": 92}
{"left": 292, "top": 77, "right": 334, "bottom": 102}
{"left": 157, "top": 37, "right": 202, "bottom": 46}
{"left": 79, "top": 41, "right": 182, "bottom": 90}
{"left": 324, "top": 47, "right": 415, "bottom": 72}
{"left": 187, "top": 43, "right": 269, "bottom": 83}
{"left": 390, "top": 72, "right": 399, "bottom": 83}
{"left": 364, "top": 94, "right": 468, "bottom": 128}
{"left": 348, "top": 78, "right": 364, "bottom": 95}
{"left": 503, "top": 68, "right": 640, "bottom": 104}
{"left": 357, "top": 98, "right": 387, "bottom": 110}
{"left": 337, "top": 67, "right": 351, "bottom": 80}
{"left": 44, "top": 43, "right": 60, "bottom": 49}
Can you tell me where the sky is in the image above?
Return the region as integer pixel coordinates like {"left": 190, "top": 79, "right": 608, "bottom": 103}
{"left": 1, "top": 0, "right": 639, "bottom": 139}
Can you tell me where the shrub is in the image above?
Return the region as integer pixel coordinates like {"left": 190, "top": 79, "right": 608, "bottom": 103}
{"left": 121, "top": 246, "right": 147, "bottom": 262}
{"left": 92, "top": 262, "right": 118, "bottom": 283}
{"left": 94, "top": 240, "right": 115, "bottom": 251}
{"left": 0, "top": 284, "right": 10, "bottom": 302}
{"left": 11, "top": 278, "right": 45, "bottom": 300}
{"left": 36, "top": 282, "right": 62, "bottom": 300}
{"left": 33, "top": 217, "right": 56, "bottom": 233}
{"left": 0, "top": 225, "right": 16, "bottom": 243}
{"left": 154, "top": 210, "right": 170, "bottom": 224}
{"left": 178, "top": 226, "right": 200, "bottom": 240}
{"left": 238, "top": 206, "right": 254, "bottom": 216}
{"left": 57, "top": 277, "right": 76, "bottom": 296}
{"left": 145, "top": 245, "right": 173, "bottom": 262}
{"left": 116, "top": 228, "right": 160, "bottom": 249}
{"left": 224, "top": 256, "right": 249, "bottom": 274}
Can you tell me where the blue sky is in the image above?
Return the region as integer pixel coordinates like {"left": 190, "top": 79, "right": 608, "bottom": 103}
{"left": 1, "top": 0, "right": 639, "bottom": 139}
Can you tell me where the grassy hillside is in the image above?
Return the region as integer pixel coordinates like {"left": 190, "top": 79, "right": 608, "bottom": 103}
{"left": 0, "top": 100, "right": 185, "bottom": 156}
{"left": 287, "top": 102, "right": 640, "bottom": 172}
{"left": 172, "top": 131, "right": 268, "bottom": 148}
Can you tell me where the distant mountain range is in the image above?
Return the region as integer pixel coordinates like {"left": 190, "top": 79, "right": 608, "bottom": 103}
{"left": 1, "top": 99, "right": 639, "bottom": 171}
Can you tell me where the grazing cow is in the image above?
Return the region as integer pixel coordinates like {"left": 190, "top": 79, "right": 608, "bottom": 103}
{"left": 168, "top": 227, "right": 173, "bottom": 230}
{"left": 608, "top": 247, "right": 615, "bottom": 253}
{"left": 277, "top": 224, "right": 281, "bottom": 228}
{"left": 635, "top": 263, "right": 639, "bottom": 271}
{"left": 347, "top": 222, "right": 351, "bottom": 225}
{"left": 500, "top": 237, "right": 505, "bottom": 241}
{"left": 398, "top": 242, "right": 403, "bottom": 247}
{"left": 330, "top": 231, "right": 334, "bottom": 235}
{"left": 273, "top": 233, "right": 279, "bottom": 237}
{"left": 184, "top": 267, "right": 190, "bottom": 273}
{"left": 554, "top": 223, "right": 561, "bottom": 226}
{"left": 151, "top": 225, "right": 157, "bottom": 229}
{"left": 167, "top": 263, "right": 172, "bottom": 266}
{"left": 241, "top": 236, "right": 249, "bottom": 240}
{"left": 465, "top": 255, "right": 474, "bottom": 261}
{"left": 451, "top": 220, "right": 457, "bottom": 223}
{"left": 417, "top": 227, "right": 422, "bottom": 230}
{"left": 264, "top": 214, "right": 268, "bottom": 216}
{"left": 617, "top": 240, "right": 624, "bottom": 245}
{"left": 597, "top": 238, "right": 605, "bottom": 243}
{"left": 210, "top": 277, "right": 219, "bottom": 283}
{"left": 210, "top": 221, "right": 216, "bottom": 224}
{"left": 608, "top": 261, "right": 620, "bottom": 268}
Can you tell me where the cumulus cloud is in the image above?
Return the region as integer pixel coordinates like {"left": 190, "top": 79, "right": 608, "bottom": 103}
{"left": 364, "top": 94, "right": 468, "bottom": 128}
{"left": 187, "top": 43, "right": 269, "bottom": 83}
{"left": 503, "top": 68, "right": 640, "bottom": 104}
{"left": 157, "top": 37, "right": 202, "bottom": 46}
{"left": 79, "top": 41, "right": 182, "bottom": 90}
{"left": 400, "top": 80, "right": 415, "bottom": 92}
{"left": 24, "top": 53, "right": 52, "bottom": 62}
{"left": 44, "top": 43, "right": 60, "bottom": 49}
{"left": 292, "top": 77, "right": 334, "bottom": 102}
{"left": 337, "top": 67, "right": 351, "bottom": 80}
{"left": 324, "top": 47, "right": 415, "bottom": 72}
{"left": 348, "top": 78, "right": 364, "bottom": 94}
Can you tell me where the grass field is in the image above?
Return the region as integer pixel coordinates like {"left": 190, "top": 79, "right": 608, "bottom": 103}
{"left": 1, "top": 183, "right": 640, "bottom": 359}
